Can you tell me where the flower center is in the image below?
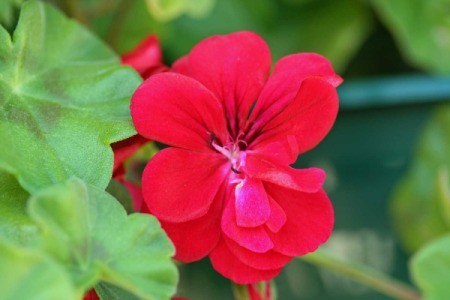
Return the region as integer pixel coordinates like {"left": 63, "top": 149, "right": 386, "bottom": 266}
{"left": 210, "top": 134, "right": 247, "bottom": 174}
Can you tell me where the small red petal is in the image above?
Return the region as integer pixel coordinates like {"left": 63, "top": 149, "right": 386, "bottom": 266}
{"left": 222, "top": 193, "right": 273, "bottom": 253}
{"left": 224, "top": 235, "right": 292, "bottom": 270}
{"left": 121, "top": 35, "right": 165, "bottom": 78}
{"left": 245, "top": 154, "right": 325, "bottom": 193}
{"left": 209, "top": 239, "right": 282, "bottom": 284}
{"left": 143, "top": 148, "right": 229, "bottom": 222}
{"left": 265, "top": 184, "right": 334, "bottom": 256}
{"left": 265, "top": 197, "right": 286, "bottom": 233}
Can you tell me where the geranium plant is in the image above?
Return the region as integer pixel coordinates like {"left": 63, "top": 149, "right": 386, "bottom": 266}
{"left": 1, "top": 1, "right": 448, "bottom": 300}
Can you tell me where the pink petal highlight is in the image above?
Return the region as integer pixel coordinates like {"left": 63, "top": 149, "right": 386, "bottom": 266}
{"left": 222, "top": 193, "right": 274, "bottom": 253}
{"left": 235, "top": 178, "right": 271, "bottom": 228}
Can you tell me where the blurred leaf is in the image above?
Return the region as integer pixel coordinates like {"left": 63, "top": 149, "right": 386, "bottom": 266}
{"left": 0, "top": 240, "right": 78, "bottom": 300}
{"left": 145, "top": 0, "right": 215, "bottom": 21}
{"left": 268, "top": 0, "right": 373, "bottom": 72}
{"left": 390, "top": 104, "right": 450, "bottom": 253}
{"left": 0, "top": 0, "right": 140, "bottom": 193}
{"left": 372, "top": 0, "right": 450, "bottom": 73}
{"left": 0, "top": 170, "right": 36, "bottom": 245}
{"left": 106, "top": 179, "right": 135, "bottom": 214}
{"left": 411, "top": 234, "right": 450, "bottom": 300}
{"left": 438, "top": 168, "right": 450, "bottom": 226}
{"left": 167, "top": 0, "right": 371, "bottom": 71}
{"left": 96, "top": 282, "right": 142, "bottom": 300}
{"left": 29, "top": 178, "right": 178, "bottom": 299}
{"left": 0, "top": 0, "right": 23, "bottom": 31}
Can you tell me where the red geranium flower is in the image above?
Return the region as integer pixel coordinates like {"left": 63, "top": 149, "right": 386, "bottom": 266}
{"left": 131, "top": 31, "right": 342, "bottom": 283}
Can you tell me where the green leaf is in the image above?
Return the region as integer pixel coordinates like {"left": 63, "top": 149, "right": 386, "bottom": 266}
{"left": 0, "top": 0, "right": 141, "bottom": 193}
{"left": 96, "top": 281, "right": 142, "bottom": 300}
{"left": 0, "top": 0, "right": 23, "bottom": 31}
{"left": 371, "top": 0, "right": 450, "bottom": 73}
{"left": 28, "top": 178, "right": 178, "bottom": 300}
{"left": 390, "top": 104, "right": 450, "bottom": 253}
{"left": 411, "top": 234, "right": 450, "bottom": 300}
{"left": 267, "top": 0, "right": 373, "bottom": 72}
{"left": 0, "top": 170, "right": 37, "bottom": 245}
{"left": 106, "top": 179, "right": 135, "bottom": 214}
{"left": 145, "top": 0, "right": 215, "bottom": 22}
{"left": 438, "top": 168, "right": 450, "bottom": 226}
{"left": 0, "top": 240, "right": 78, "bottom": 300}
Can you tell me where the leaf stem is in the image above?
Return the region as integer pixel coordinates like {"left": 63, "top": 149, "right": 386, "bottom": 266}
{"left": 300, "top": 249, "right": 421, "bottom": 300}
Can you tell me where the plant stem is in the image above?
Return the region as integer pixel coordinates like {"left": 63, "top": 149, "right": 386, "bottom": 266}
{"left": 300, "top": 249, "right": 421, "bottom": 300}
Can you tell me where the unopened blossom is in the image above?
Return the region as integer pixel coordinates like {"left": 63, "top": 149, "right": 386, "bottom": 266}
{"left": 131, "top": 31, "right": 342, "bottom": 283}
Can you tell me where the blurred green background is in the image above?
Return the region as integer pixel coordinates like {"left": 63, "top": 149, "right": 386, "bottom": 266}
{"left": 3, "top": 0, "right": 450, "bottom": 299}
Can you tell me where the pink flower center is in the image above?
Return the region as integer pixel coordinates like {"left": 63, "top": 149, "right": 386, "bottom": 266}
{"left": 210, "top": 134, "right": 247, "bottom": 174}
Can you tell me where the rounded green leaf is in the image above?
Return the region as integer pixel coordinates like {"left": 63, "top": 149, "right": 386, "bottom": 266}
{"left": 372, "top": 0, "right": 450, "bottom": 73}
{"left": 390, "top": 105, "right": 450, "bottom": 253}
{"left": 28, "top": 178, "right": 178, "bottom": 300}
{"left": 411, "top": 234, "right": 450, "bottom": 300}
{"left": 0, "top": 240, "right": 78, "bottom": 300}
{"left": 0, "top": 0, "right": 141, "bottom": 193}
{"left": 0, "top": 170, "right": 37, "bottom": 245}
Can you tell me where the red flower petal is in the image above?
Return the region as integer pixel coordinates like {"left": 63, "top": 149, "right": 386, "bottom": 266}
{"left": 83, "top": 289, "right": 99, "bottom": 300}
{"left": 121, "top": 35, "right": 166, "bottom": 78}
{"left": 209, "top": 239, "right": 281, "bottom": 284}
{"left": 252, "top": 78, "right": 339, "bottom": 156}
{"left": 222, "top": 192, "right": 273, "bottom": 253}
{"left": 224, "top": 235, "right": 292, "bottom": 270}
{"left": 244, "top": 154, "right": 325, "bottom": 193}
{"left": 142, "top": 148, "right": 230, "bottom": 222}
{"left": 265, "top": 197, "right": 286, "bottom": 233}
{"left": 161, "top": 183, "right": 226, "bottom": 262}
{"left": 249, "top": 135, "right": 299, "bottom": 165}
{"left": 235, "top": 178, "right": 270, "bottom": 228}
{"left": 250, "top": 53, "right": 342, "bottom": 126}
{"left": 131, "top": 73, "right": 228, "bottom": 151}
{"left": 172, "top": 55, "right": 189, "bottom": 75}
{"left": 185, "top": 31, "right": 271, "bottom": 135}
{"left": 265, "top": 184, "right": 334, "bottom": 256}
